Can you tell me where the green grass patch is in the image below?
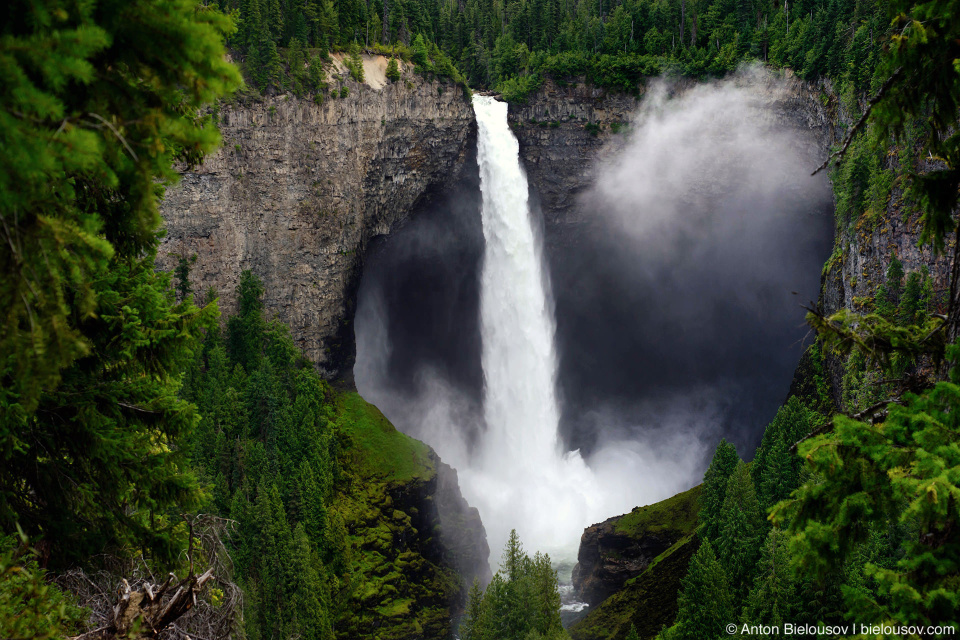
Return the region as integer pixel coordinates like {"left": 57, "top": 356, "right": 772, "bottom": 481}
{"left": 337, "top": 392, "right": 435, "bottom": 483}
{"left": 613, "top": 484, "right": 701, "bottom": 539}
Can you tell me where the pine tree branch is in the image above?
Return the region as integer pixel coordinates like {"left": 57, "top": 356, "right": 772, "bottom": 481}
{"left": 790, "top": 398, "right": 901, "bottom": 452}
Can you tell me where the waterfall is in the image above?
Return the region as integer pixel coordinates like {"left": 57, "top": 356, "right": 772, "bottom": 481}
{"left": 468, "top": 95, "right": 600, "bottom": 565}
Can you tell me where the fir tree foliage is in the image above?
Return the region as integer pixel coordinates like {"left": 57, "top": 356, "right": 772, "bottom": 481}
{"left": 181, "top": 272, "right": 340, "bottom": 640}
{"left": 665, "top": 540, "right": 733, "bottom": 640}
{"left": 772, "top": 343, "right": 960, "bottom": 627}
{"left": 0, "top": 0, "right": 240, "bottom": 416}
{"left": 460, "top": 529, "right": 566, "bottom": 640}
{"left": 386, "top": 56, "right": 401, "bottom": 81}
{"left": 698, "top": 439, "right": 740, "bottom": 542}
{"left": 0, "top": 0, "right": 240, "bottom": 567}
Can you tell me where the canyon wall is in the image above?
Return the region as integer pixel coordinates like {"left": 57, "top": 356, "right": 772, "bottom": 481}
{"left": 158, "top": 59, "right": 474, "bottom": 378}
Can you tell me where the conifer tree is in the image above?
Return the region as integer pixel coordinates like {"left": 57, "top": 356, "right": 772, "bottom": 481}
{"left": 1, "top": 0, "right": 239, "bottom": 419}
{"left": 742, "top": 529, "right": 796, "bottom": 635}
{"left": 751, "top": 397, "right": 815, "bottom": 511}
{"left": 460, "top": 578, "right": 486, "bottom": 640}
{"left": 386, "top": 56, "right": 402, "bottom": 81}
{"left": 671, "top": 540, "right": 733, "bottom": 640}
{"left": 412, "top": 33, "right": 431, "bottom": 67}
{"left": 698, "top": 439, "right": 740, "bottom": 542}
{"left": 718, "top": 461, "right": 766, "bottom": 601}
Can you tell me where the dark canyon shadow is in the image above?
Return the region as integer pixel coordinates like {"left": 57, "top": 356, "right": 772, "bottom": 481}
{"left": 356, "top": 74, "right": 835, "bottom": 524}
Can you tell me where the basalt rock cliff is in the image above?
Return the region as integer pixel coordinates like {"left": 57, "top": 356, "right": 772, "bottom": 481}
{"left": 158, "top": 59, "right": 474, "bottom": 378}
{"left": 334, "top": 392, "right": 490, "bottom": 640}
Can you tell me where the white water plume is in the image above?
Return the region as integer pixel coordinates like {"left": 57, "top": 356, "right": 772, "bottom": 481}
{"left": 359, "top": 79, "right": 832, "bottom": 567}
{"left": 452, "top": 96, "right": 701, "bottom": 564}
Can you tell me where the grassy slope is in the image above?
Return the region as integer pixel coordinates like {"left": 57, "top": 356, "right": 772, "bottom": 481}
{"left": 613, "top": 484, "right": 701, "bottom": 538}
{"left": 338, "top": 391, "right": 435, "bottom": 483}
{"left": 571, "top": 485, "right": 703, "bottom": 640}
{"left": 334, "top": 392, "right": 459, "bottom": 640}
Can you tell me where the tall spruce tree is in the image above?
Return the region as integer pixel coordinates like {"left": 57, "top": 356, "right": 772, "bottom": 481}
{"left": 0, "top": 0, "right": 240, "bottom": 566}
{"left": 718, "top": 461, "right": 766, "bottom": 602}
{"left": 669, "top": 540, "right": 734, "bottom": 640}
{"left": 699, "top": 439, "right": 740, "bottom": 542}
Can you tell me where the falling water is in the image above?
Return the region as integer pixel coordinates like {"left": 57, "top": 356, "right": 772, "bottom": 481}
{"left": 468, "top": 95, "right": 602, "bottom": 565}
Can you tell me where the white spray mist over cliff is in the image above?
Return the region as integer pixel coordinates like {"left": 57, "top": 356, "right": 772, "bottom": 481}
{"left": 355, "top": 71, "right": 830, "bottom": 566}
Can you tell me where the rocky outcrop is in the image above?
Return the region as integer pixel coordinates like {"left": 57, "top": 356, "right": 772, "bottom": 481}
{"left": 572, "top": 484, "right": 701, "bottom": 607}
{"left": 435, "top": 459, "right": 493, "bottom": 588}
{"left": 158, "top": 59, "right": 474, "bottom": 377}
{"left": 570, "top": 534, "right": 700, "bottom": 640}
{"left": 334, "top": 393, "right": 490, "bottom": 640}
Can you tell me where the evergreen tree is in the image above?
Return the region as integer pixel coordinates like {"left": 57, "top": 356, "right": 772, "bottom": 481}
{"left": 461, "top": 530, "right": 565, "bottom": 640}
{"left": 751, "top": 397, "right": 815, "bottom": 511}
{"left": 460, "top": 578, "right": 486, "bottom": 640}
{"left": 717, "top": 461, "right": 765, "bottom": 601}
{"left": 386, "top": 56, "right": 402, "bottom": 81}
{"left": 0, "top": 0, "right": 239, "bottom": 423}
{"left": 742, "top": 529, "right": 796, "bottom": 636}
{"left": 773, "top": 343, "right": 960, "bottom": 626}
{"left": 670, "top": 540, "right": 733, "bottom": 640}
{"left": 412, "top": 33, "right": 431, "bottom": 67}
{"left": 698, "top": 439, "right": 740, "bottom": 542}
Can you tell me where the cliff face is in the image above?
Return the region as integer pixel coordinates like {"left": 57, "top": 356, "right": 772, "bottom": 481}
{"left": 159, "top": 60, "right": 474, "bottom": 377}
{"left": 572, "top": 485, "right": 701, "bottom": 607}
{"left": 334, "top": 393, "right": 490, "bottom": 640}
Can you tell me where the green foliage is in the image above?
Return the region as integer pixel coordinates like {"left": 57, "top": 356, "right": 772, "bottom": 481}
{"left": 386, "top": 56, "right": 401, "bottom": 82}
{"left": 461, "top": 530, "right": 565, "bottom": 640}
{"left": 184, "top": 272, "right": 339, "bottom": 640}
{"left": 717, "top": 462, "right": 765, "bottom": 601}
{"left": 345, "top": 42, "right": 365, "bottom": 82}
{"left": 1, "top": 0, "right": 238, "bottom": 568}
{"left": 0, "top": 533, "right": 86, "bottom": 640}
{"left": 667, "top": 540, "right": 733, "bottom": 640}
{"left": 751, "top": 397, "right": 817, "bottom": 511}
{"left": 699, "top": 439, "right": 740, "bottom": 542}
{"left": 411, "top": 34, "right": 430, "bottom": 69}
{"left": 2, "top": 254, "right": 218, "bottom": 566}
{"left": 773, "top": 344, "right": 960, "bottom": 625}
{"left": 740, "top": 529, "right": 797, "bottom": 637}
{"left": 175, "top": 253, "right": 198, "bottom": 303}
{"left": 0, "top": 0, "right": 240, "bottom": 420}
{"left": 868, "top": 0, "right": 960, "bottom": 251}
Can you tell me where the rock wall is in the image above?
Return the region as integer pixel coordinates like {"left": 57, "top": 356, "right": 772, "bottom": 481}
{"left": 572, "top": 485, "right": 701, "bottom": 607}
{"left": 334, "top": 393, "right": 490, "bottom": 640}
{"left": 159, "top": 59, "right": 474, "bottom": 377}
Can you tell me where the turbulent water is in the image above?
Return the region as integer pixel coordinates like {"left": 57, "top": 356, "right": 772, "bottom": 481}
{"left": 467, "top": 95, "right": 604, "bottom": 564}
